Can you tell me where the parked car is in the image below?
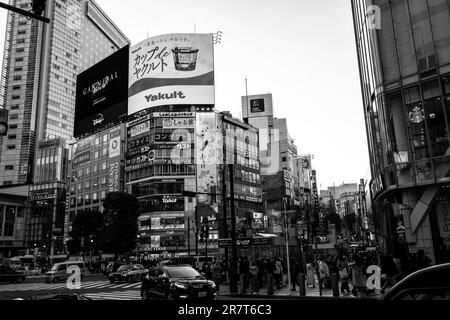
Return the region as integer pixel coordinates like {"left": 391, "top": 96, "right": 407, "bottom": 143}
{"left": 108, "top": 264, "right": 148, "bottom": 283}
{"left": 141, "top": 265, "right": 217, "bottom": 300}
{"left": 0, "top": 266, "right": 26, "bottom": 283}
{"left": 381, "top": 263, "right": 450, "bottom": 300}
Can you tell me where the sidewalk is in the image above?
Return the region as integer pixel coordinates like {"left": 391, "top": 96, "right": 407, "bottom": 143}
{"left": 216, "top": 275, "right": 382, "bottom": 299}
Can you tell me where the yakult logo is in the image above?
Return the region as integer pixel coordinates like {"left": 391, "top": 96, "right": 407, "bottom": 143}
{"left": 366, "top": 5, "right": 381, "bottom": 30}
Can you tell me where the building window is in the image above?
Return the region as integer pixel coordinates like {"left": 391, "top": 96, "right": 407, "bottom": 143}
{"left": 16, "top": 48, "right": 24, "bottom": 53}
{"left": 7, "top": 145, "right": 15, "bottom": 150}
{"left": 8, "top": 134, "right": 16, "bottom": 139}
{"left": 13, "top": 76, "right": 22, "bottom": 81}
{"left": 5, "top": 165, "right": 14, "bottom": 170}
{"left": 12, "top": 95, "right": 20, "bottom": 100}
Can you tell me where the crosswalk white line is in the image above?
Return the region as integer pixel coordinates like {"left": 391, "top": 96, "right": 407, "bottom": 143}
{"left": 0, "top": 280, "right": 143, "bottom": 292}
{"left": 109, "top": 283, "right": 132, "bottom": 289}
{"left": 83, "top": 291, "right": 141, "bottom": 300}
{"left": 123, "top": 283, "right": 140, "bottom": 288}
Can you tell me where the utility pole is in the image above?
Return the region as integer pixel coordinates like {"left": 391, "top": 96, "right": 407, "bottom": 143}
{"left": 283, "top": 196, "right": 292, "bottom": 292}
{"left": 228, "top": 164, "right": 238, "bottom": 294}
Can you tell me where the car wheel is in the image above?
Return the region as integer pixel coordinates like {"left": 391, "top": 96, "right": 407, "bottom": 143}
{"left": 141, "top": 290, "right": 149, "bottom": 300}
{"left": 128, "top": 276, "right": 133, "bottom": 283}
{"left": 166, "top": 292, "right": 174, "bottom": 300}
{"left": 53, "top": 277, "right": 59, "bottom": 283}
{"left": 110, "top": 279, "right": 115, "bottom": 284}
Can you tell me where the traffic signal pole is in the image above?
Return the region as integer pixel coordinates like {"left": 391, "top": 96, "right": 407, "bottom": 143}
{"left": 0, "top": 2, "right": 50, "bottom": 23}
{"left": 228, "top": 164, "right": 238, "bottom": 294}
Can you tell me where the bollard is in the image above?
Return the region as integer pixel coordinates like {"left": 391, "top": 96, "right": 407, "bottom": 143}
{"left": 267, "top": 274, "right": 274, "bottom": 295}
{"left": 239, "top": 274, "right": 246, "bottom": 294}
{"left": 332, "top": 273, "right": 340, "bottom": 297}
{"left": 298, "top": 273, "right": 306, "bottom": 296}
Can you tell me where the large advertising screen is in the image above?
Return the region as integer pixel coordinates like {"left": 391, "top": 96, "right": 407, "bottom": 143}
{"left": 128, "top": 34, "right": 214, "bottom": 115}
{"left": 74, "top": 45, "right": 130, "bottom": 137}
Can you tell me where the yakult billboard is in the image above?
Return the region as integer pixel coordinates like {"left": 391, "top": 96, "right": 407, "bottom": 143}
{"left": 128, "top": 34, "right": 215, "bottom": 115}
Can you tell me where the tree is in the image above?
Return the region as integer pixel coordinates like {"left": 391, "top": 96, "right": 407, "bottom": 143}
{"left": 69, "top": 210, "right": 104, "bottom": 256}
{"left": 323, "top": 211, "right": 342, "bottom": 234}
{"left": 343, "top": 212, "right": 357, "bottom": 234}
{"left": 98, "top": 192, "right": 139, "bottom": 257}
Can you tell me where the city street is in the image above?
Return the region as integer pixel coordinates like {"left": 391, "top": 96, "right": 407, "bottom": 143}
{"left": 0, "top": 273, "right": 376, "bottom": 300}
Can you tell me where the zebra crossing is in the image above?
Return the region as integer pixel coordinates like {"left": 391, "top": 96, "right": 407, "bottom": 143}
{"left": 0, "top": 280, "right": 142, "bottom": 293}
{"left": 83, "top": 290, "right": 141, "bottom": 300}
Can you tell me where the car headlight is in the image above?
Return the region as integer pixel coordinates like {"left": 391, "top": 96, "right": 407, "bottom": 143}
{"left": 208, "top": 281, "right": 216, "bottom": 289}
{"left": 174, "top": 283, "right": 188, "bottom": 290}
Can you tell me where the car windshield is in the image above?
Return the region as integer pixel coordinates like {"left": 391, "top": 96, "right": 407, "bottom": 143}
{"left": 50, "top": 265, "right": 59, "bottom": 271}
{"left": 166, "top": 267, "right": 201, "bottom": 278}
{"left": 117, "top": 265, "right": 133, "bottom": 271}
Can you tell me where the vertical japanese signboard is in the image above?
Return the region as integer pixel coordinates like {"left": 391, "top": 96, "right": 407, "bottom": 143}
{"left": 195, "top": 112, "right": 221, "bottom": 194}
{"left": 108, "top": 127, "right": 121, "bottom": 192}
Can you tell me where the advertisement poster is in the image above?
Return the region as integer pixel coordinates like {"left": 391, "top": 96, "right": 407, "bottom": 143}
{"left": 162, "top": 117, "right": 195, "bottom": 129}
{"left": 195, "top": 112, "right": 221, "bottom": 193}
{"left": 74, "top": 45, "right": 129, "bottom": 137}
{"left": 128, "top": 34, "right": 214, "bottom": 115}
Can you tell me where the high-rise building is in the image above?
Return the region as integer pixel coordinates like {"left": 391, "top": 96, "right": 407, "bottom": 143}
{"left": 0, "top": 0, "right": 129, "bottom": 256}
{"left": 242, "top": 94, "right": 309, "bottom": 212}
{"left": 0, "top": 0, "right": 129, "bottom": 187}
{"left": 352, "top": 0, "right": 450, "bottom": 263}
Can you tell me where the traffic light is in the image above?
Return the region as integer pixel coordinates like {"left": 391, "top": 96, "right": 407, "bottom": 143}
{"left": 32, "top": 0, "right": 47, "bottom": 16}
{"left": 0, "top": 108, "right": 8, "bottom": 136}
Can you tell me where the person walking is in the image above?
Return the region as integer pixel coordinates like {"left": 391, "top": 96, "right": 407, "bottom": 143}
{"left": 351, "top": 254, "right": 367, "bottom": 297}
{"left": 318, "top": 256, "right": 330, "bottom": 289}
{"left": 249, "top": 259, "right": 259, "bottom": 294}
{"left": 273, "top": 259, "right": 283, "bottom": 289}
{"left": 306, "top": 259, "right": 316, "bottom": 288}
{"left": 337, "top": 255, "right": 350, "bottom": 295}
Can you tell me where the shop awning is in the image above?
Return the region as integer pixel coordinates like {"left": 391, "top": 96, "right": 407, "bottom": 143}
{"left": 410, "top": 185, "right": 439, "bottom": 234}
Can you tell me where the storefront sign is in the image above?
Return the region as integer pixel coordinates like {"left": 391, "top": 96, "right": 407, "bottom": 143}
{"left": 72, "top": 150, "right": 90, "bottom": 166}
{"left": 130, "top": 121, "right": 150, "bottom": 138}
{"left": 154, "top": 112, "right": 194, "bottom": 118}
{"left": 163, "top": 117, "right": 195, "bottom": 129}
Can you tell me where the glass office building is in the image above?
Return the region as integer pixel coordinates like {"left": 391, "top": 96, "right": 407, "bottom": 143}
{"left": 352, "top": 0, "right": 450, "bottom": 263}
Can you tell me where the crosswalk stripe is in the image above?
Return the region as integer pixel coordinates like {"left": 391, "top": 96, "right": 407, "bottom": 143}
{"left": 81, "top": 281, "right": 111, "bottom": 289}
{"left": 122, "top": 283, "right": 140, "bottom": 288}
{"left": 83, "top": 291, "right": 141, "bottom": 300}
{"left": 109, "top": 283, "right": 131, "bottom": 288}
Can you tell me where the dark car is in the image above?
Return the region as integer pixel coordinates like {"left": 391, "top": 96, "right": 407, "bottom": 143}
{"left": 381, "top": 263, "right": 450, "bottom": 300}
{"left": 108, "top": 264, "right": 148, "bottom": 283}
{"left": 0, "top": 266, "right": 26, "bottom": 283}
{"left": 141, "top": 265, "right": 217, "bottom": 300}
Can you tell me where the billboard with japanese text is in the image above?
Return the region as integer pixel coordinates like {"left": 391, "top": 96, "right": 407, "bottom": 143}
{"left": 128, "top": 34, "right": 214, "bottom": 115}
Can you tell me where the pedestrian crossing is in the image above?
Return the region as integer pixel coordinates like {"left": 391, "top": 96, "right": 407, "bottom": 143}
{"left": 0, "top": 280, "right": 142, "bottom": 292}
{"left": 83, "top": 290, "right": 141, "bottom": 300}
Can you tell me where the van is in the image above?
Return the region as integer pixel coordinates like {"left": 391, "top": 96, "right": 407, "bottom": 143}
{"left": 45, "top": 261, "right": 87, "bottom": 283}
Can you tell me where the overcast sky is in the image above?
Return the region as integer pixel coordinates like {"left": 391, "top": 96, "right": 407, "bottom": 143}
{"left": 0, "top": 0, "right": 370, "bottom": 190}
